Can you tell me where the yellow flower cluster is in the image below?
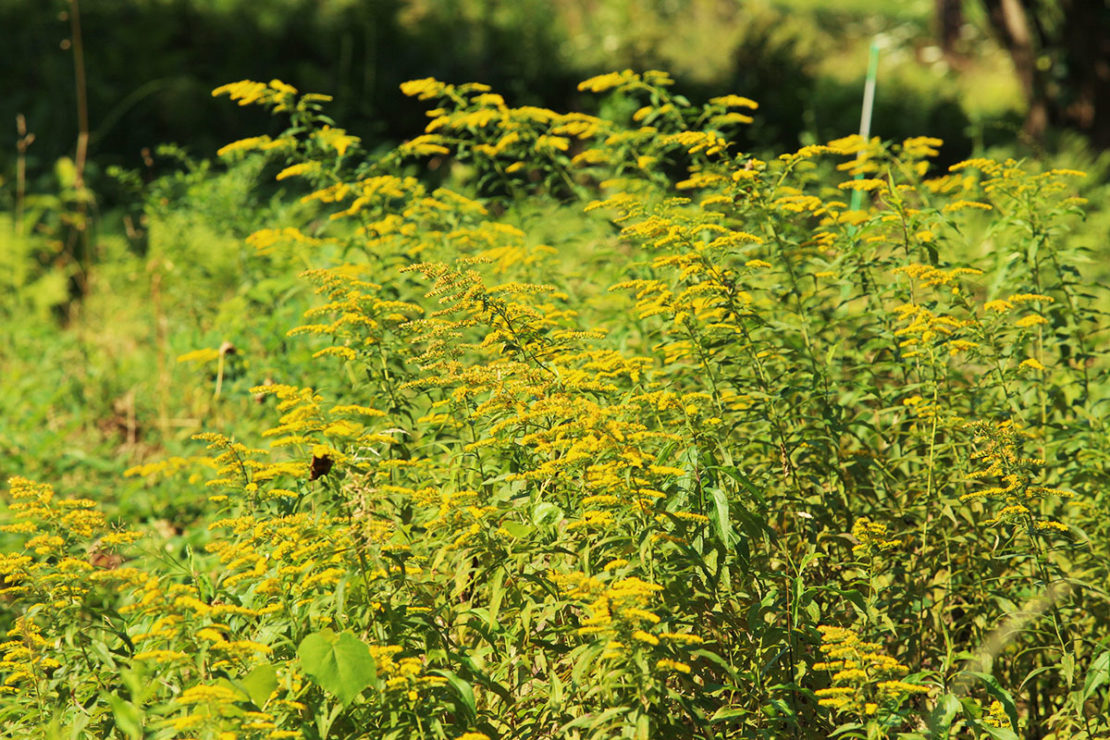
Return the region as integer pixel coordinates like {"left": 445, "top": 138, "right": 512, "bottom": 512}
{"left": 813, "top": 625, "right": 929, "bottom": 719}
{"left": 851, "top": 518, "right": 902, "bottom": 561}
{"left": 961, "top": 420, "right": 1072, "bottom": 532}
{"left": 555, "top": 572, "right": 702, "bottom": 675}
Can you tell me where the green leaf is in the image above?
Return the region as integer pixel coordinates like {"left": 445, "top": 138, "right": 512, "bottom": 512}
{"left": 216, "top": 664, "right": 280, "bottom": 709}
{"left": 925, "top": 692, "right": 961, "bottom": 737}
{"left": 532, "top": 501, "right": 562, "bottom": 526}
{"left": 709, "top": 707, "right": 746, "bottom": 724}
{"left": 549, "top": 670, "right": 564, "bottom": 708}
{"left": 716, "top": 465, "right": 764, "bottom": 501}
{"left": 105, "top": 694, "right": 142, "bottom": 739}
{"left": 488, "top": 567, "right": 506, "bottom": 625}
{"left": 708, "top": 486, "right": 735, "bottom": 547}
{"left": 559, "top": 706, "right": 628, "bottom": 733}
{"left": 691, "top": 648, "right": 738, "bottom": 681}
{"left": 500, "top": 520, "right": 531, "bottom": 539}
{"left": 239, "top": 664, "right": 280, "bottom": 708}
{"left": 1083, "top": 650, "right": 1110, "bottom": 703}
{"left": 298, "top": 629, "right": 378, "bottom": 707}
{"left": 1062, "top": 650, "right": 1076, "bottom": 687}
{"left": 977, "top": 723, "right": 1020, "bottom": 740}
{"left": 431, "top": 669, "right": 476, "bottom": 724}
{"left": 967, "top": 671, "right": 1019, "bottom": 733}
{"left": 829, "top": 720, "right": 865, "bottom": 737}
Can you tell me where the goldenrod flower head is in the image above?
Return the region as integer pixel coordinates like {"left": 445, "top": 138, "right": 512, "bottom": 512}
{"left": 851, "top": 518, "right": 902, "bottom": 560}
{"left": 174, "top": 684, "right": 240, "bottom": 705}
{"left": 656, "top": 658, "right": 692, "bottom": 674}
{"left": 315, "top": 125, "right": 359, "bottom": 157}
{"left": 709, "top": 94, "right": 759, "bottom": 109}
{"left": 902, "top": 136, "right": 943, "bottom": 158}
{"left": 1014, "top": 314, "right": 1048, "bottom": 328}
{"left": 400, "top": 77, "right": 449, "bottom": 100}
{"left": 983, "top": 299, "right": 1014, "bottom": 313}
{"left": 838, "top": 178, "right": 886, "bottom": 192}
{"left": 943, "top": 199, "right": 993, "bottom": 213}
{"left": 578, "top": 70, "right": 639, "bottom": 93}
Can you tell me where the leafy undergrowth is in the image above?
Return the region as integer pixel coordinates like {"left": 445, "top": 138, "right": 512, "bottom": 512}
{"left": 2, "top": 72, "right": 1109, "bottom": 739}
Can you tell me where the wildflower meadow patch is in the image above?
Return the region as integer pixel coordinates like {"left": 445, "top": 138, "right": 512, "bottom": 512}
{"left": 1, "top": 72, "right": 1108, "bottom": 739}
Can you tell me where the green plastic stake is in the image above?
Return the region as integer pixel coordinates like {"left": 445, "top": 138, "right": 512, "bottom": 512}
{"left": 850, "top": 39, "right": 881, "bottom": 213}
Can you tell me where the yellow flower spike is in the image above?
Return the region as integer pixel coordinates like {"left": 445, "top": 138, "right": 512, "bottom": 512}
{"left": 709, "top": 94, "right": 759, "bottom": 109}
{"left": 315, "top": 125, "right": 359, "bottom": 156}
{"left": 1008, "top": 293, "right": 1053, "bottom": 304}
{"left": 838, "top": 178, "right": 886, "bottom": 192}
{"left": 174, "top": 685, "right": 240, "bottom": 705}
{"left": 813, "top": 625, "right": 926, "bottom": 718}
{"left": 656, "top": 658, "right": 692, "bottom": 674}
{"left": 943, "top": 199, "right": 993, "bottom": 213}
{"left": 983, "top": 299, "right": 1014, "bottom": 312}
{"left": 212, "top": 80, "right": 269, "bottom": 104}
{"left": 216, "top": 135, "right": 279, "bottom": 158}
{"left": 400, "top": 77, "right": 449, "bottom": 100}
{"left": 1014, "top": 314, "right": 1048, "bottom": 328}
{"left": 901, "top": 136, "right": 943, "bottom": 158}
{"left": 578, "top": 70, "right": 639, "bottom": 93}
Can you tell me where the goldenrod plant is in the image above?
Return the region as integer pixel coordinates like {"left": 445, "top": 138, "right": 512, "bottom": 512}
{"left": 1, "top": 73, "right": 1107, "bottom": 739}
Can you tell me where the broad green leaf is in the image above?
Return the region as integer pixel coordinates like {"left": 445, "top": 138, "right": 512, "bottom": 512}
{"left": 298, "top": 629, "right": 378, "bottom": 707}
{"left": 239, "top": 664, "right": 280, "bottom": 709}
{"left": 431, "top": 670, "right": 476, "bottom": 723}
{"left": 926, "top": 692, "right": 961, "bottom": 737}
{"left": 1083, "top": 650, "right": 1110, "bottom": 703}
{"left": 105, "top": 694, "right": 142, "bottom": 740}
{"left": 500, "top": 520, "right": 531, "bottom": 539}
{"left": 532, "top": 501, "right": 562, "bottom": 526}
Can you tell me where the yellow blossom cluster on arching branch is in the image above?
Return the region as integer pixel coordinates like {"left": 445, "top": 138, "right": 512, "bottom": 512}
{"left": 555, "top": 572, "right": 704, "bottom": 672}
{"left": 851, "top": 518, "right": 902, "bottom": 562}
{"left": 812, "top": 625, "right": 930, "bottom": 723}
{"left": 889, "top": 264, "right": 982, "bottom": 360}
{"left": 960, "top": 420, "right": 1073, "bottom": 533}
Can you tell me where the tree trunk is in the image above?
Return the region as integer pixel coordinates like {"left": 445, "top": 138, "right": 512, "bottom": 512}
{"left": 982, "top": 0, "right": 1048, "bottom": 139}
{"left": 1059, "top": 0, "right": 1110, "bottom": 148}
{"left": 936, "top": 0, "right": 964, "bottom": 55}
{"left": 977, "top": 0, "right": 1110, "bottom": 147}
